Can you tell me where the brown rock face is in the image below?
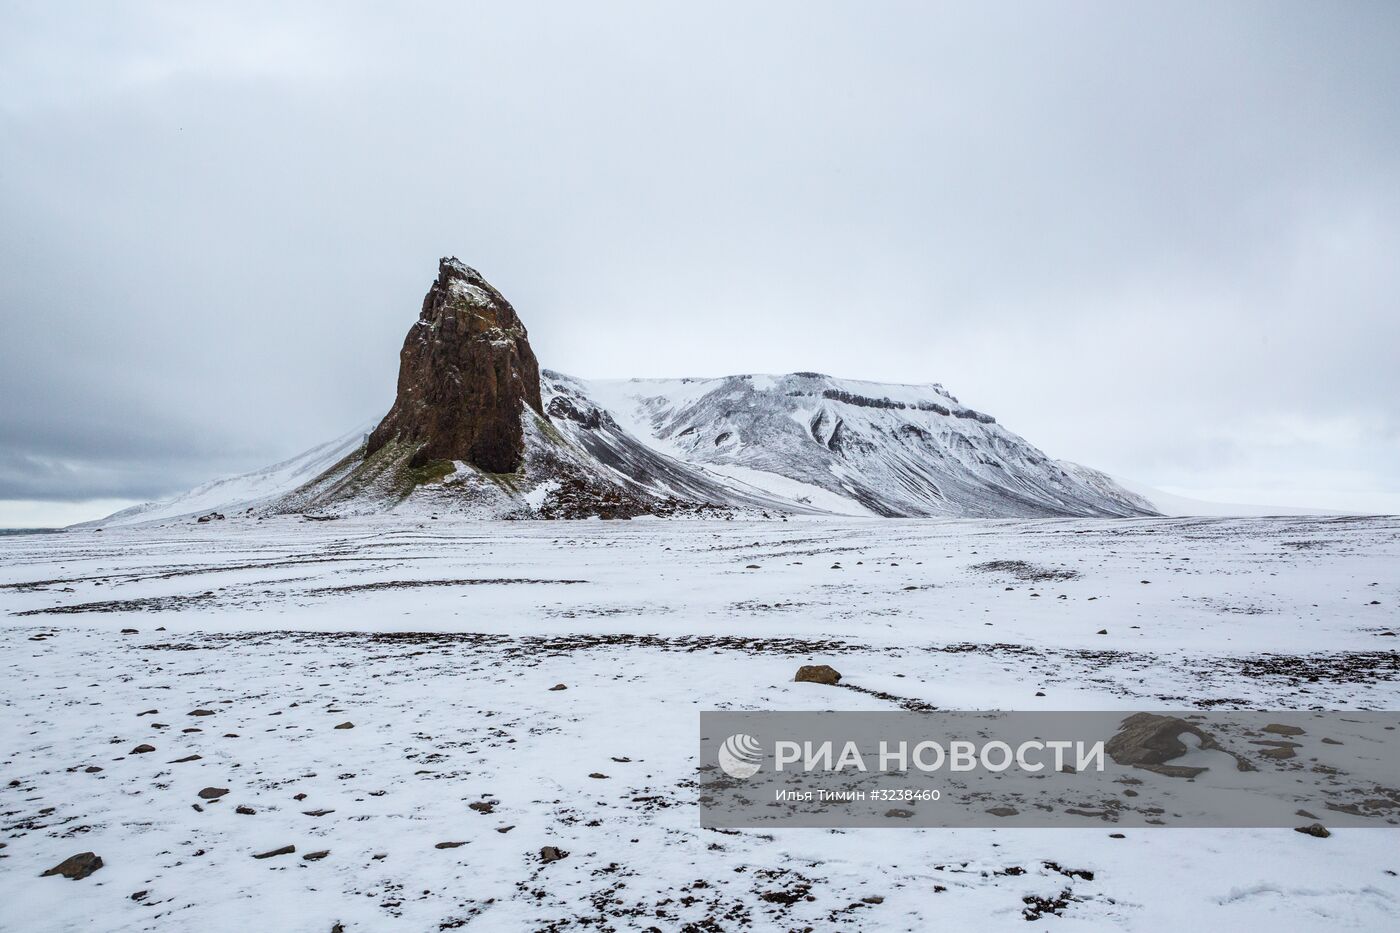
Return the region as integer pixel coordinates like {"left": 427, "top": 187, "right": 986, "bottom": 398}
{"left": 366, "top": 258, "right": 543, "bottom": 474}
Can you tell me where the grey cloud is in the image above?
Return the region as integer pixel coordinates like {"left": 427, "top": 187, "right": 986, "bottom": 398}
{"left": 2, "top": 1, "right": 1397, "bottom": 513}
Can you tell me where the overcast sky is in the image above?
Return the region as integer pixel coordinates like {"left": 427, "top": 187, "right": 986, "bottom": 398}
{"left": 2, "top": 1, "right": 1398, "bottom": 525}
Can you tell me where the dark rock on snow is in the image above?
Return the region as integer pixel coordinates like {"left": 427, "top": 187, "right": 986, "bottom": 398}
{"left": 253, "top": 845, "right": 296, "bottom": 859}
{"left": 41, "top": 852, "right": 103, "bottom": 880}
{"left": 794, "top": 664, "right": 842, "bottom": 685}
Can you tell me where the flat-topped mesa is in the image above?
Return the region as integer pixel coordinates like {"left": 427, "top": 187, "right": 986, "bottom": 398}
{"left": 366, "top": 258, "right": 544, "bottom": 474}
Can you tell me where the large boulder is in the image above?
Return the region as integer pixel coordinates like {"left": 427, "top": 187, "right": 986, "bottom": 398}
{"left": 1105, "top": 712, "right": 1254, "bottom": 777}
{"left": 366, "top": 258, "right": 543, "bottom": 474}
{"left": 794, "top": 664, "right": 842, "bottom": 685}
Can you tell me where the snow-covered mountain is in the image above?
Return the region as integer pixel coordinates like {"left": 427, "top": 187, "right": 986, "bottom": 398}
{"left": 90, "top": 370, "right": 1156, "bottom": 526}
{"left": 85, "top": 258, "right": 1156, "bottom": 526}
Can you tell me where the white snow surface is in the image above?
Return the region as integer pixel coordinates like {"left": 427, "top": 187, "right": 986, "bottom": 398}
{"left": 695, "top": 462, "right": 878, "bottom": 516}
{"left": 3, "top": 513, "right": 1399, "bottom": 931}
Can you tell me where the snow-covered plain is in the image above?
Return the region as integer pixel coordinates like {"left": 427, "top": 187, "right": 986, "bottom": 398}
{"left": 2, "top": 513, "right": 1399, "bottom": 931}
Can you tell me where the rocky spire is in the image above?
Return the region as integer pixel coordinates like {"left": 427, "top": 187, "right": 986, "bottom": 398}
{"left": 365, "top": 258, "right": 543, "bottom": 473}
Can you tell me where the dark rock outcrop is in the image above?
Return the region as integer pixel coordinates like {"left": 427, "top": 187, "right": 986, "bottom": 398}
{"left": 366, "top": 258, "right": 543, "bottom": 474}
{"left": 546, "top": 395, "right": 611, "bottom": 430}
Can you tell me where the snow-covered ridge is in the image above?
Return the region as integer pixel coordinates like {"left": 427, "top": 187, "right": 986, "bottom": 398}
{"left": 566, "top": 372, "right": 1154, "bottom": 518}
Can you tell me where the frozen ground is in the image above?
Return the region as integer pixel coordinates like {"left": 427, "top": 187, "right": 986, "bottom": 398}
{"left": 2, "top": 514, "right": 1398, "bottom": 931}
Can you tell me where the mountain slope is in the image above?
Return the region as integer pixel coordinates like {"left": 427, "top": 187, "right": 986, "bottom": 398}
{"left": 80, "top": 423, "right": 373, "bottom": 527}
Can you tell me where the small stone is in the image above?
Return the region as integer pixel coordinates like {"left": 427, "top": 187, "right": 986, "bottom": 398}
{"left": 884, "top": 808, "right": 914, "bottom": 819}
{"left": 1259, "top": 746, "right": 1297, "bottom": 760}
{"left": 198, "top": 787, "right": 229, "bottom": 800}
{"left": 1321, "top": 737, "right": 1343, "bottom": 745}
{"left": 861, "top": 895, "right": 885, "bottom": 904}
{"left": 588, "top": 773, "right": 608, "bottom": 779}
{"left": 253, "top": 845, "right": 296, "bottom": 859}
{"left": 435, "top": 841, "right": 467, "bottom": 849}
{"left": 1096, "top": 629, "right": 1108, "bottom": 635}
{"left": 794, "top": 664, "right": 841, "bottom": 685}
{"left": 549, "top": 684, "right": 567, "bottom": 691}
{"left": 987, "top": 806, "right": 1018, "bottom": 817}
{"left": 41, "top": 852, "right": 103, "bottom": 880}
{"left": 1295, "top": 823, "right": 1330, "bottom": 838}
{"left": 540, "top": 846, "right": 569, "bottom": 863}
{"left": 236, "top": 805, "right": 255, "bottom": 815}
{"left": 84, "top": 766, "right": 103, "bottom": 773}
{"left": 171, "top": 755, "right": 202, "bottom": 763}
{"left": 130, "top": 744, "right": 156, "bottom": 754}
{"left": 468, "top": 801, "right": 495, "bottom": 814}
{"left": 189, "top": 709, "right": 216, "bottom": 717}
{"left": 333, "top": 722, "right": 354, "bottom": 730}
{"left": 303, "top": 850, "right": 330, "bottom": 861}
{"left": 496, "top": 825, "right": 515, "bottom": 833}
{"left": 1263, "top": 723, "right": 1305, "bottom": 736}
{"left": 302, "top": 809, "right": 335, "bottom": 817}
{"left": 1108, "top": 833, "right": 1126, "bottom": 839}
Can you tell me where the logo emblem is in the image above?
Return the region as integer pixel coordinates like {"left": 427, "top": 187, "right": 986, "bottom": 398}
{"left": 718, "top": 733, "right": 763, "bottom": 779}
